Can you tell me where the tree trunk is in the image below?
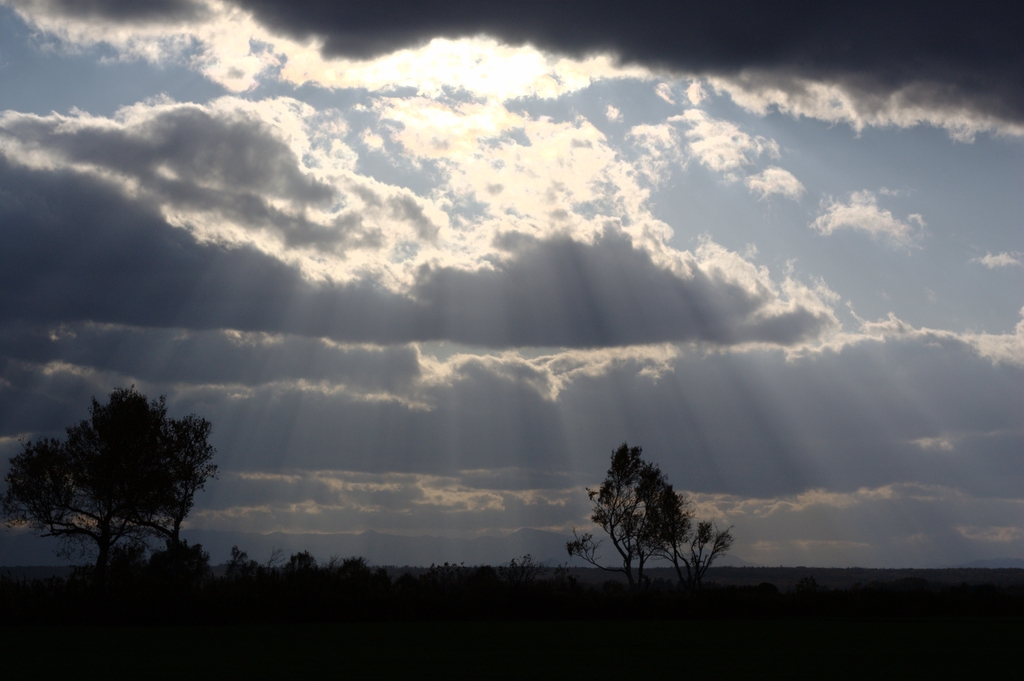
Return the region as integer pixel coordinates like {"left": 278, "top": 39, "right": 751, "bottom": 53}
{"left": 94, "top": 533, "right": 110, "bottom": 589}
{"left": 171, "top": 518, "right": 183, "bottom": 576}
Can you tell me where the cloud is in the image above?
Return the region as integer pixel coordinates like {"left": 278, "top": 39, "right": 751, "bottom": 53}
{"left": 411, "top": 232, "right": 838, "bottom": 347}
{"left": 627, "top": 111, "right": 781, "bottom": 184}
{"left": 3, "top": 295, "right": 1022, "bottom": 563}
{"left": 0, "top": 87, "right": 844, "bottom": 351}
{"left": 0, "top": 98, "right": 447, "bottom": 278}
{"left": 972, "top": 252, "right": 1023, "bottom": 269}
{"left": 676, "top": 109, "right": 778, "bottom": 178}
{"left": 4, "top": 2, "right": 649, "bottom": 99}
{"left": 280, "top": 37, "right": 649, "bottom": 101}
{"left": 811, "top": 191, "right": 925, "bottom": 247}
{"left": 8, "top": 1, "right": 1022, "bottom": 138}
{"left": 2, "top": 0, "right": 1022, "bottom": 570}
{"left": 745, "top": 166, "right": 805, "bottom": 200}
{"left": 956, "top": 525, "right": 1024, "bottom": 543}
{"left": 222, "top": 0, "right": 1024, "bottom": 136}
{"left": 7, "top": 0, "right": 205, "bottom": 23}
{"left": 4, "top": 0, "right": 277, "bottom": 92}
{"left": 0, "top": 324, "right": 425, "bottom": 397}
{"left": 5, "top": 315, "right": 1021, "bottom": 495}
{"left": 841, "top": 309, "right": 1024, "bottom": 370}
{"left": 692, "top": 483, "right": 1024, "bottom": 567}
{"left": 654, "top": 83, "right": 675, "bottom": 104}
{"left": 708, "top": 71, "right": 1024, "bottom": 141}
{"left": 627, "top": 121, "right": 685, "bottom": 183}
{"left": 685, "top": 81, "right": 705, "bottom": 105}
{"left": 189, "top": 468, "right": 583, "bottom": 535}
{"left": 0, "top": 151, "right": 839, "bottom": 349}
{"left": 0, "top": 152, "right": 419, "bottom": 339}
{"left": 910, "top": 436, "right": 955, "bottom": 452}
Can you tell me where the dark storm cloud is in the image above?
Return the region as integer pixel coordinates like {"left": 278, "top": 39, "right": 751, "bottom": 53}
{"left": 232, "top": 1, "right": 1024, "bottom": 124}
{"left": 1, "top": 107, "right": 384, "bottom": 252}
{"left": 0, "top": 157, "right": 831, "bottom": 348}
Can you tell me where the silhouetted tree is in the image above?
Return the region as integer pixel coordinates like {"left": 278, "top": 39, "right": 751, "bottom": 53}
{"left": 570, "top": 442, "right": 736, "bottom": 592}
{"left": 424, "top": 562, "right": 470, "bottom": 595}
{"left": 499, "top": 554, "right": 545, "bottom": 588}
{"left": 0, "top": 387, "right": 217, "bottom": 585}
{"left": 650, "top": 481, "right": 695, "bottom": 587}
{"left": 664, "top": 519, "right": 734, "bottom": 592}
{"left": 225, "top": 545, "right": 260, "bottom": 579}
{"left": 148, "top": 539, "right": 212, "bottom": 587}
{"left": 266, "top": 547, "right": 285, "bottom": 569}
{"left": 327, "top": 555, "right": 373, "bottom": 580}
{"left": 285, "top": 551, "right": 318, "bottom": 574}
{"left": 566, "top": 443, "right": 667, "bottom": 589}
{"left": 646, "top": 467, "right": 734, "bottom": 592}
{"left": 143, "top": 413, "right": 218, "bottom": 550}
{"left": 794, "top": 575, "right": 821, "bottom": 594}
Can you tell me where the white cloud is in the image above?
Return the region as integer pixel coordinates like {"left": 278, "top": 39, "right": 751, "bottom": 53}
{"left": 626, "top": 121, "right": 686, "bottom": 183}
{"left": 911, "top": 436, "right": 955, "bottom": 452}
{"left": 708, "top": 71, "right": 1024, "bottom": 141}
{"left": 283, "top": 37, "right": 652, "bottom": 100}
{"left": 675, "top": 109, "right": 779, "bottom": 179}
{"left": 686, "top": 80, "right": 705, "bottom": 105}
{"left": 819, "top": 308, "right": 1024, "bottom": 369}
{"left": 962, "top": 309, "right": 1024, "bottom": 368}
{"left": 6, "top": 0, "right": 278, "bottom": 92}
{"left": 629, "top": 111, "right": 788, "bottom": 189}
{"left": 971, "top": 252, "right": 1023, "bottom": 269}
{"left": 745, "top": 166, "right": 805, "bottom": 200}
{"left": 374, "top": 93, "right": 675, "bottom": 255}
{"left": 605, "top": 104, "right": 623, "bottom": 122}
{"left": 655, "top": 83, "right": 675, "bottom": 104}
{"left": 811, "top": 190, "right": 924, "bottom": 247}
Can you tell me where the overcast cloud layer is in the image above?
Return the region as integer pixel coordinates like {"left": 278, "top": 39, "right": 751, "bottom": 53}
{"left": 0, "top": 1, "right": 1021, "bottom": 567}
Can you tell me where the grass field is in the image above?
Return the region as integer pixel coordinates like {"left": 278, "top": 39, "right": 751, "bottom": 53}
{"left": 4, "top": 618, "right": 1021, "bottom": 678}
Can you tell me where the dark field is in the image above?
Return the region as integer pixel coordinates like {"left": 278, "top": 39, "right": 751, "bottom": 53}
{"left": 3, "top": 618, "right": 1021, "bottom": 678}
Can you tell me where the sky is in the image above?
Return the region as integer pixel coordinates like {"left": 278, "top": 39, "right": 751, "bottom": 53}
{"left": 0, "top": 0, "right": 1022, "bottom": 568}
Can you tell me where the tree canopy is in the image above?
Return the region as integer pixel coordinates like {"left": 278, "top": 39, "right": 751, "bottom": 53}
{"left": 1, "top": 387, "right": 217, "bottom": 583}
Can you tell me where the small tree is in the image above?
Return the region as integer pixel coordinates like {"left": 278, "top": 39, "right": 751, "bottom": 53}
{"left": 661, "top": 518, "right": 734, "bottom": 592}
{"left": 569, "top": 442, "right": 736, "bottom": 592}
{"left": 498, "top": 554, "right": 545, "bottom": 588}
{"left": 225, "top": 545, "right": 260, "bottom": 579}
{"left": 285, "top": 550, "right": 318, "bottom": 574}
{"left": 566, "top": 443, "right": 667, "bottom": 589}
{"left": 1, "top": 387, "right": 217, "bottom": 584}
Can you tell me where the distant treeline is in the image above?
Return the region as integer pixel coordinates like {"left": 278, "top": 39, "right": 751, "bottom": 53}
{"left": 3, "top": 548, "right": 1023, "bottom": 625}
